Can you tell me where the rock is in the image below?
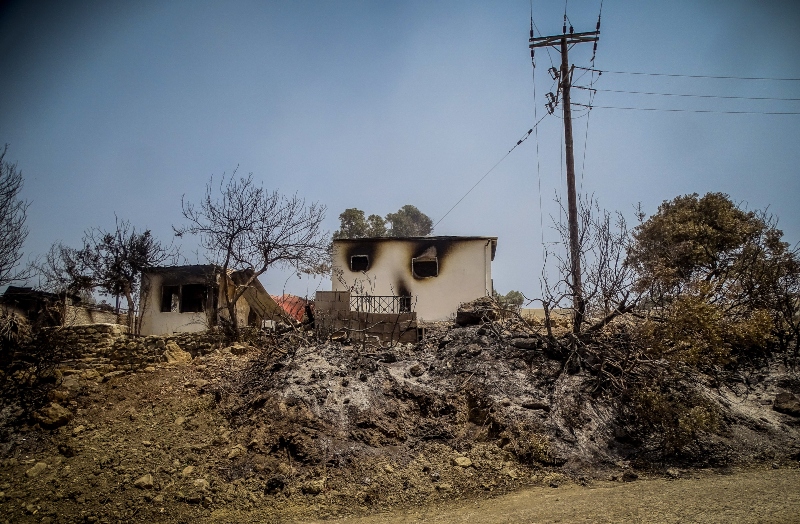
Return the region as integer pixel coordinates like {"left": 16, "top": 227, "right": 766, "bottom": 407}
{"left": 134, "top": 474, "right": 154, "bottom": 489}
{"left": 409, "top": 364, "right": 425, "bottom": 377}
{"left": 72, "top": 425, "right": 86, "bottom": 436}
{"left": 451, "top": 456, "right": 473, "bottom": 468}
{"left": 101, "top": 370, "right": 126, "bottom": 382}
{"left": 435, "top": 482, "right": 453, "bottom": 493}
{"left": 511, "top": 337, "right": 540, "bottom": 350}
{"left": 666, "top": 468, "right": 682, "bottom": 479}
{"left": 174, "top": 416, "right": 186, "bottom": 426}
{"left": 521, "top": 400, "right": 551, "bottom": 412}
{"left": 455, "top": 296, "right": 499, "bottom": 326}
{"left": 622, "top": 471, "right": 639, "bottom": 482}
{"left": 193, "top": 478, "right": 210, "bottom": 491}
{"left": 164, "top": 342, "right": 192, "bottom": 364}
{"left": 229, "top": 344, "right": 249, "bottom": 356}
{"left": 144, "top": 366, "right": 156, "bottom": 373}
{"left": 79, "top": 369, "right": 101, "bottom": 381}
{"left": 182, "top": 465, "right": 195, "bottom": 477}
{"left": 228, "top": 445, "right": 245, "bottom": 459}
{"left": 25, "top": 462, "right": 48, "bottom": 478}
{"left": 500, "top": 467, "right": 519, "bottom": 479}
{"left": 301, "top": 478, "right": 326, "bottom": 495}
{"left": 33, "top": 402, "right": 72, "bottom": 429}
{"left": 774, "top": 392, "right": 800, "bottom": 417}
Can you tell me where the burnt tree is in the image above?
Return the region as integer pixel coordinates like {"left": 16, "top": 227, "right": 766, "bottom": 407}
{"left": 0, "top": 145, "right": 29, "bottom": 287}
{"left": 176, "top": 171, "right": 328, "bottom": 339}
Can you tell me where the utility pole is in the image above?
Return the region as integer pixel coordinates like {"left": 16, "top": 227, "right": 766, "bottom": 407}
{"left": 530, "top": 26, "right": 599, "bottom": 335}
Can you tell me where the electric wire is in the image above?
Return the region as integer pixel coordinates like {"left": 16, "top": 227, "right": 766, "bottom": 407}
{"left": 576, "top": 66, "right": 800, "bottom": 82}
{"left": 531, "top": 1, "right": 545, "bottom": 251}
{"left": 574, "top": 86, "right": 800, "bottom": 102}
{"left": 579, "top": 70, "right": 597, "bottom": 191}
{"left": 573, "top": 103, "right": 800, "bottom": 115}
{"left": 432, "top": 121, "right": 546, "bottom": 230}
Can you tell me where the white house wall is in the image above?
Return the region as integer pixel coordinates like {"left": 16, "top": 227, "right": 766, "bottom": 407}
{"left": 332, "top": 238, "right": 495, "bottom": 321}
{"left": 139, "top": 273, "right": 211, "bottom": 335}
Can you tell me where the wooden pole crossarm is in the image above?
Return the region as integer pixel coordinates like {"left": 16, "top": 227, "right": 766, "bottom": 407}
{"left": 529, "top": 31, "right": 599, "bottom": 49}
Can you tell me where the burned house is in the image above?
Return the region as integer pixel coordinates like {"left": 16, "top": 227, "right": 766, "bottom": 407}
{"left": 0, "top": 286, "right": 126, "bottom": 327}
{"left": 138, "top": 265, "right": 290, "bottom": 335}
{"left": 329, "top": 236, "right": 497, "bottom": 322}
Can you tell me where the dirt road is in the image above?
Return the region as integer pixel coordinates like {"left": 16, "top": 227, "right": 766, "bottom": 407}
{"left": 316, "top": 468, "right": 800, "bottom": 524}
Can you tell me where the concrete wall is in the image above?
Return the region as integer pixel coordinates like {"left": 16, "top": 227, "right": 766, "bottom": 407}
{"left": 139, "top": 272, "right": 211, "bottom": 335}
{"left": 315, "top": 291, "right": 418, "bottom": 344}
{"left": 62, "top": 305, "right": 126, "bottom": 326}
{"left": 139, "top": 271, "right": 255, "bottom": 336}
{"left": 331, "top": 238, "right": 495, "bottom": 321}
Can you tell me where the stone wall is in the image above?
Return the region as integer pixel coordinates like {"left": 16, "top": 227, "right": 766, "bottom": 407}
{"left": 39, "top": 324, "right": 226, "bottom": 372}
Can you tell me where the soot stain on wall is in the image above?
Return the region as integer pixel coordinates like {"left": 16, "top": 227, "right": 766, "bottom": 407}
{"left": 342, "top": 242, "right": 380, "bottom": 272}
{"left": 409, "top": 238, "right": 468, "bottom": 280}
{"left": 341, "top": 238, "right": 471, "bottom": 281}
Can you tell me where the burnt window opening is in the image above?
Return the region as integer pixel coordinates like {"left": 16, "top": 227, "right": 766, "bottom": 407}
{"left": 161, "top": 285, "right": 180, "bottom": 312}
{"left": 160, "top": 283, "right": 209, "bottom": 313}
{"left": 181, "top": 284, "right": 207, "bottom": 313}
{"left": 350, "top": 255, "right": 370, "bottom": 272}
{"left": 412, "top": 257, "right": 438, "bottom": 278}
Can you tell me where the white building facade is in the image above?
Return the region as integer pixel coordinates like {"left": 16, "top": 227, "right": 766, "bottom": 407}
{"left": 331, "top": 236, "right": 497, "bottom": 322}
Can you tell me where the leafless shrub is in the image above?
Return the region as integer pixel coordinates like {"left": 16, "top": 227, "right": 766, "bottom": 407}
{"left": 176, "top": 171, "right": 328, "bottom": 339}
{"left": 0, "top": 145, "right": 30, "bottom": 287}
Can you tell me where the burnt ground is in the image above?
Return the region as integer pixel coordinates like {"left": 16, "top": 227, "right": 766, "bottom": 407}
{"left": 1, "top": 321, "right": 800, "bottom": 523}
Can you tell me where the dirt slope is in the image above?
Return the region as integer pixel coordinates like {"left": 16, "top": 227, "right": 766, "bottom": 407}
{"left": 1, "top": 322, "right": 800, "bottom": 523}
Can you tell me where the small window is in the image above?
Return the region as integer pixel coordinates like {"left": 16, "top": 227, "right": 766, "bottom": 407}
{"left": 412, "top": 257, "right": 438, "bottom": 278}
{"left": 161, "top": 285, "right": 180, "bottom": 312}
{"left": 350, "top": 255, "right": 370, "bottom": 272}
{"left": 180, "top": 284, "right": 207, "bottom": 313}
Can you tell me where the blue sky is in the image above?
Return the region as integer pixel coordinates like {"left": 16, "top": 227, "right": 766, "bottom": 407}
{"left": 1, "top": 0, "right": 799, "bottom": 299}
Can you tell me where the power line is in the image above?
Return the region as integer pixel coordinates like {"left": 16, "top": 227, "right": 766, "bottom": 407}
{"left": 575, "top": 86, "right": 800, "bottom": 102}
{"left": 576, "top": 66, "right": 800, "bottom": 82}
{"left": 573, "top": 102, "right": 800, "bottom": 115}
{"left": 433, "top": 121, "right": 546, "bottom": 230}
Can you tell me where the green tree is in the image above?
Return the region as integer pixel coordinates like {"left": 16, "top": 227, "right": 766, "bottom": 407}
{"left": 503, "top": 290, "right": 525, "bottom": 308}
{"left": 628, "top": 192, "right": 799, "bottom": 366}
{"left": 333, "top": 208, "right": 387, "bottom": 239}
{"left": 385, "top": 205, "right": 433, "bottom": 237}
{"left": 366, "top": 213, "right": 387, "bottom": 237}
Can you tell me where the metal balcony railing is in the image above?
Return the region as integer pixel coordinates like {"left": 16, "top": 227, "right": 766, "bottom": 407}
{"left": 350, "top": 295, "right": 415, "bottom": 314}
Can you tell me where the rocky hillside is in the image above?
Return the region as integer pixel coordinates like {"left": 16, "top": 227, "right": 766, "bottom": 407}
{"left": 1, "top": 316, "right": 800, "bottom": 523}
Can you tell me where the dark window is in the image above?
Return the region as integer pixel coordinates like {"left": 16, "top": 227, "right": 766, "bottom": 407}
{"left": 412, "top": 258, "right": 438, "bottom": 278}
{"left": 161, "top": 286, "right": 180, "bottom": 312}
{"left": 350, "top": 255, "right": 369, "bottom": 272}
{"left": 180, "top": 284, "right": 207, "bottom": 313}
